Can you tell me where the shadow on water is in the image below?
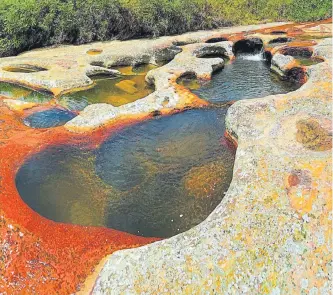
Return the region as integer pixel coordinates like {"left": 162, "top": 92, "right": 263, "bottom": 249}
{"left": 23, "top": 108, "right": 76, "bottom": 128}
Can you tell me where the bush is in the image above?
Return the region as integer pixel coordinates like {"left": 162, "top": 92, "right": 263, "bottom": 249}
{"left": 0, "top": 0, "right": 331, "bottom": 57}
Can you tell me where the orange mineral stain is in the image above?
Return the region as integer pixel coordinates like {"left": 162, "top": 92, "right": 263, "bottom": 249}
{"left": 0, "top": 102, "right": 158, "bottom": 295}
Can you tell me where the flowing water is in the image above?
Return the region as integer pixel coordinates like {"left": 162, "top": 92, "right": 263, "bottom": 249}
{"left": 179, "top": 54, "right": 300, "bottom": 103}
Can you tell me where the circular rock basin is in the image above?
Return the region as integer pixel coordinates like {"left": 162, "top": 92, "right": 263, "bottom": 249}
{"left": 86, "top": 49, "right": 103, "bottom": 55}
{"left": 179, "top": 55, "right": 300, "bottom": 103}
{"left": 16, "top": 108, "right": 235, "bottom": 238}
{"left": 23, "top": 108, "right": 76, "bottom": 128}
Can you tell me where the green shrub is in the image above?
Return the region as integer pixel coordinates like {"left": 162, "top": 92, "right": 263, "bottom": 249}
{"left": 0, "top": 0, "right": 331, "bottom": 57}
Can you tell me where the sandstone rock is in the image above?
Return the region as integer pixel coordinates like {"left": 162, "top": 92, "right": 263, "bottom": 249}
{"left": 271, "top": 53, "right": 296, "bottom": 75}
{"left": 92, "top": 24, "right": 332, "bottom": 295}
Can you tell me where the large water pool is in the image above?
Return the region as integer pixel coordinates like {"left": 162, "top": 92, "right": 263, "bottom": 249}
{"left": 16, "top": 108, "right": 235, "bottom": 238}
{"left": 16, "top": 54, "right": 301, "bottom": 238}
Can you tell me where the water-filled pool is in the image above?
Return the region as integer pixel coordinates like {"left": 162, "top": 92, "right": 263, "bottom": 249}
{"left": 58, "top": 64, "right": 157, "bottom": 110}
{"left": 16, "top": 108, "right": 235, "bottom": 238}
{"left": 16, "top": 54, "right": 301, "bottom": 238}
{"left": 0, "top": 82, "right": 53, "bottom": 102}
{"left": 179, "top": 54, "right": 300, "bottom": 103}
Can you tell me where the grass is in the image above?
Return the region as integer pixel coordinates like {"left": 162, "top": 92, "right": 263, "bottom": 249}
{"left": 0, "top": 0, "right": 331, "bottom": 57}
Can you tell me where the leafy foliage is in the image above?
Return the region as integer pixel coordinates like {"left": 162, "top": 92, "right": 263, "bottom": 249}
{"left": 0, "top": 0, "right": 331, "bottom": 57}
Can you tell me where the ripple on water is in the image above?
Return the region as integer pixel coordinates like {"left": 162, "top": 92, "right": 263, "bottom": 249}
{"left": 16, "top": 108, "right": 235, "bottom": 238}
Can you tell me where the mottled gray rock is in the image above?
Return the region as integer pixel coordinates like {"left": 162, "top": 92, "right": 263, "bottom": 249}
{"left": 270, "top": 53, "right": 296, "bottom": 76}
{"left": 92, "top": 29, "right": 332, "bottom": 295}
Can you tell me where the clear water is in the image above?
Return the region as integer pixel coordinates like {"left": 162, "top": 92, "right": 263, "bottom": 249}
{"left": 0, "top": 82, "right": 53, "bottom": 103}
{"left": 181, "top": 55, "right": 300, "bottom": 103}
{"left": 23, "top": 108, "right": 76, "bottom": 128}
{"left": 58, "top": 64, "right": 157, "bottom": 110}
{"left": 15, "top": 56, "right": 300, "bottom": 238}
{"left": 16, "top": 108, "right": 235, "bottom": 238}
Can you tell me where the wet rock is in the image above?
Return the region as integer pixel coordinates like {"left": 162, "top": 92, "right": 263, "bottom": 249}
{"left": 268, "top": 37, "right": 293, "bottom": 44}
{"left": 233, "top": 37, "right": 263, "bottom": 54}
{"left": 271, "top": 53, "right": 296, "bottom": 76}
{"left": 280, "top": 46, "right": 313, "bottom": 58}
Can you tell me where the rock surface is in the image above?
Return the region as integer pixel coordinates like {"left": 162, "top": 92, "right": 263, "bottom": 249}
{"left": 271, "top": 53, "right": 296, "bottom": 75}
{"left": 92, "top": 38, "right": 332, "bottom": 295}
{"left": 65, "top": 41, "right": 232, "bottom": 132}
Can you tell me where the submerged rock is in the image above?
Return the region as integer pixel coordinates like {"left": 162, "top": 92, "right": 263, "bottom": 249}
{"left": 183, "top": 160, "right": 227, "bottom": 198}
{"left": 115, "top": 79, "right": 138, "bottom": 94}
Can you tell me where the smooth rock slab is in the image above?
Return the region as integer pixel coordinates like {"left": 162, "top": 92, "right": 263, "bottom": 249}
{"left": 92, "top": 38, "right": 332, "bottom": 295}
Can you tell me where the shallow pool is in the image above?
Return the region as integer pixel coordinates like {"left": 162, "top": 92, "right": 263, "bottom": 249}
{"left": 0, "top": 82, "right": 53, "bottom": 103}
{"left": 58, "top": 64, "right": 157, "bottom": 110}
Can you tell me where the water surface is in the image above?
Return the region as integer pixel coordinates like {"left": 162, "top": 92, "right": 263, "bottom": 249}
{"left": 58, "top": 64, "right": 156, "bottom": 110}
{"left": 180, "top": 55, "right": 300, "bottom": 103}
{"left": 23, "top": 108, "right": 76, "bottom": 128}
{"left": 16, "top": 108, "right": 235, "bottom": 238}
{"left": 0, "top": 82, "right": 52, "bottom": 102}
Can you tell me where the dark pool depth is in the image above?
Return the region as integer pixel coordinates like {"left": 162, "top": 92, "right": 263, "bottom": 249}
{"left": 180, "top": 54, "right": 300, "bottom": 103}
{"left": 16, "top": 108, "right": 235, "bottom": 238}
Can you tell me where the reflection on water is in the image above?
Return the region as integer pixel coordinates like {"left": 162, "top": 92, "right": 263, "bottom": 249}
{"left": 58, "top": 64, "right": 157, "bottom": 110}
{"left": 16, "top": 108, "right": 235, "bottom": 238}
{"left": 180, "top": 56, "right": 300, "bottom": 103}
